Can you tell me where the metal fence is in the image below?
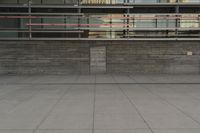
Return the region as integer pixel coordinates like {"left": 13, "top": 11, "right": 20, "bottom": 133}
{"left": 0, "top": 0, "right": 200, "bottom": 40}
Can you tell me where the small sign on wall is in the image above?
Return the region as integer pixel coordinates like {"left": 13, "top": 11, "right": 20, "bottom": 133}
{"left": 187, "top": 51, "right": 193, "bottom": 56}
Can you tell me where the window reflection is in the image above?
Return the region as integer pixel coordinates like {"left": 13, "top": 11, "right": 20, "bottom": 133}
{"left": 81, "top": 0, "right": 200, "bottom": 4}
{"left": 81, "top": 0, "right": 111, "bottom": 4}
{"left": 180, "top": 15, "right": 199, "bottom": 28}
{"left": 0, "top": 0, "right": 200, "bottom": 4}
{"left": 0, "top": 14, "right": 199, "bottom": 38}
{"left": 179, "top": 0, "right": 200, "bottom": 3}
{"left": 19, "top": 0, "right": 41, "bottom": 4}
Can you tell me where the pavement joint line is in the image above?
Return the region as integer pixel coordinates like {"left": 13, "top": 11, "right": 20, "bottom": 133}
{"left": 111, "top": 75, "right": 155, "bottom": 133}
{"left": 154, "top": 84, "right": 200, "bottom": 127}
{"left": 32, "top": 75, "right": 81, "bottom": 133}
{"left": 138, "top": 84, "right": 200, "bottom": 128}
{"left": 92, "top": 74, "right": 97, "bottom": 133}
{"left": 0, "top": 85, "right": 47, "bottom": 114}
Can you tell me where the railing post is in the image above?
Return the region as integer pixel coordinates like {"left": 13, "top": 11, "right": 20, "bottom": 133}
{"left": 126, "top": 8, "right": 130, "bottom": 38}
{"left": 28, "top": 0, "right": 32, "bottom": 40}
{"left": 175, "top": 0, "right": 180, "bottom": 39}
{"left": 78, "top": 4, "right": 81, "bottom": 38}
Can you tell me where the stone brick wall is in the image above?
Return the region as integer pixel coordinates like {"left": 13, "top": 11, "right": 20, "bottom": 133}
{"left": 0, "top": 40, "right": 199, "bottom": 74}
{"left": 106, "top": 41, "right": 200, "bottom": 74}
{"left": 0, "top": 41, "right": 90, "bottom": 74}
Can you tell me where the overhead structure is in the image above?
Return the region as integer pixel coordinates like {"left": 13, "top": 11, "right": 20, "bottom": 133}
{"left": 0, "top": 0, "right": 200, "bottom": 40}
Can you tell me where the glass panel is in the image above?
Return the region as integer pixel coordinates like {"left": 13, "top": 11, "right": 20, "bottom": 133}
{"left": 112, "top": 0, "right": 124, "bottom": 4}
{"left": 134, "top": 15, "right": 156, "bottom": 28}
{"left": 1, "top": 0, "right": 200, "bottom": 4}
{"left": 83, "top": 14, "right": 126, "bottom": 38}
{"left": 0, "top": 19, "right": 18, "bottom": 28}
{"left": 87, "top": 14, "right": 109, "bottom": 38}
{"left": 179, "top": 0, "right": 200, "bottom": 3}
{"left": 89, "top": 14, "right": 110, "bottom": 29}
{"left": 0, "top": 32, "right": 18, "bottom": 37}
{"left": 66, "top": 17, "right": 79, "bottom": 29}
{"left": 134, "top": 0, "right": 177, "bottom": 3}
{"left": 0, "top": 14, "right": 199, "bottom": 38}
{"left": 156, "top": 15, "right": 176, "bottom": 28}
{"left": 19, "top": 0, "right": 41, "bottom": 4}
{"left": 88, "top": 31, "right": 111, "bottom": 38}
{"left": 20, "top": 18, "right": 42, "bottom": 29}
{"left": 79, "top": 0, "right": 200, "bottom": 4}
{"left": 0, "top": 0, "right": 17, "bottom": 3}
{"left": 157, "top": 19, "right": 168, "bottom": 28}
{"left": 130, "top": 0, "right": 178, "bottom": 3}
{"left": 81, "top": 0, "right": 111, "bottom": 4}
{"left": 43, "top": 18, "right": 65, "bottom": 29}
{"left": 0, "top": 19, "right": 19, "bottom": 37}
{"left": 65, "top": 0, "right": 79, "bottom": 4}
{"left": 168, "top": 19, "right": 176, "bottom": 28}
{"left": 160, "top": 0, "right": 176, "bottom": 3}
{"left": 180, "top": 14, "right": 199, "bottom": 28}
{"left": 111, "top": 31, "right": 124, "bottom": 38}
{"left": 135, "top": 0, "right": 157, "bottom": 3}
{"left": 42, "top": 0, "right": 64, "bottom": 4}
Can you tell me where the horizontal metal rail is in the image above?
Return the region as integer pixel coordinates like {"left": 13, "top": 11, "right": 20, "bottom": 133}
{"left": 25, "top": 23, "right": 130, "bottom": 27}
{"left": 0, "top": 3, "right": 200, "bottom": 8}
{"left": 0, "top": 13, "right": 198, "bottom": 16}
{"left": 0, "top": 15, "right": 199, "bottom": 20}
{"left": 0, "top": 37, "right": 200, "bottom": 41}
{"left": 0, "top": 4, "right": 132, "bottom": 8}
{"left": 1, "top": 28, "right": 200, "bottom": 31}
{"left": 0, "top": 13, "right": 84, "bottom": 16}
{"left": 125, "top": 34, "right": 200, "bottom": 37}
{"left": 124, "top": 3, "right": 200, "bottom": 6}
{"left": 0, "top": 2, "right": 199, "bottom": 40}
{"left": 0, "top": 30, "right": 84, "bottom": 33}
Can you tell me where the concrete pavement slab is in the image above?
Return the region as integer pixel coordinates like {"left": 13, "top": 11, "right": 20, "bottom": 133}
{"left": 94, "top": 129, "right": 152, "bottom": 133}
{"left": 0, "top": 131, "right": 33, "bottom": 133}
{"left": 36, "top": 130, "right": 92, "bottom": 133}
{"left": 76, "top": 75, "right": 95, "bottom": 83}
{"left": 96, "top": 75, "right": 115, "bottom": 83}
{"left": 153, "top": 129, "right": 200, "bottom": 133}
{"left": 39, "top": 113, "right": 93, "bottom": 130}
{"left": 94, "top": 113, "right": 148, "bottom": 130}
{"left": 112, "top": 75, "right": 136, "bottom": 83}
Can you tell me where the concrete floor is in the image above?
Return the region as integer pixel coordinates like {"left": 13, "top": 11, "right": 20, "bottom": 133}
{"left": 0, "top": 75, "right": 200, "bottom": 133}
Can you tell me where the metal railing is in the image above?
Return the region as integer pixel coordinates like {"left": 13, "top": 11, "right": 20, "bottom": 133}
{"left": 0, "top": 0, "right": 200, "bottom": 40}
{"left": 1, "top": 0, "right": 200, "bottom": 5}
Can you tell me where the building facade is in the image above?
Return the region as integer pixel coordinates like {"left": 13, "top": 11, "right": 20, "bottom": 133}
{"left": 0, "top": 0, "right": 200, "bottom": 74}
{"left": 0, "top": 0, "right": 200, "bottom": 40}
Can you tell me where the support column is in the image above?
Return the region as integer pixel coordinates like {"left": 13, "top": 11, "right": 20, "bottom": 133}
{"left": 28, "top": 0, "right": 32, "bottom": 39}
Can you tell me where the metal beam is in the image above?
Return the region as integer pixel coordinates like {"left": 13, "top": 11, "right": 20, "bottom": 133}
{"left": 0, "top": 37, "right": 200, "bottom": 41}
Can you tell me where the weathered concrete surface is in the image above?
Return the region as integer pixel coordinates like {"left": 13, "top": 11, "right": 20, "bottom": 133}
{"left": 107, "top": 41, "right": 200, "bottom": 74}
{"left": 0, "top": 41, "right": 199, "bottom": 74}
{"left": 0, "top": 41, "right": 90, "bottom": 74}
{"left": 0, "top": 75, "right": 200, "bottom": 133}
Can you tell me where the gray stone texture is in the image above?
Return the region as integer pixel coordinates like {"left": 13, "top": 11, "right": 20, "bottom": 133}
{"left": 0, "top": 40, "right": 200, "bottom": 74}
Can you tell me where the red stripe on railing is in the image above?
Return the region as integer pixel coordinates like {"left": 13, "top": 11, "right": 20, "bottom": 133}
{"left": 25, "top": 23, "right": 130, "bottom": 26}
